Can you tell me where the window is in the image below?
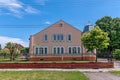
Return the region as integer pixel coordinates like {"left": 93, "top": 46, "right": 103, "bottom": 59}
{"left": 53, "top": 34, "right": 64, "bottom": 42}
{"left": 52, "top": 46, "right": 64, "bottom": 54}
{"left": 35, "top": 48, "right": 38, "bottom": 55}
{"left": 41, "top": 47, "right": 44, "bottom": 54}
{"left": 68, "top": 46, "right": 81, "bottom": 54}
{"left": 67, "top": 34, "right": 72, "bottom": 42}
{"left": 57, "top": 47, "right": 60, "bottom": 54}
{"left": 53, "top": 34, "right": 57, "bottom": 42}
{"left": 60, "top": 34, "right": 64, "bottom": 41}
{"left": 57, "top": 34, "right": 60, "bottom": 41}
{"left": 78, "top": 47, "right": 81, "bottom": 54}
{"left": 61, "top": 47, "right": 64, "bottom": 54}
{"left": 45, "top": 47, "right": 48, "bottom": 54}
{"left": 53, "top": 47, "right": 56, "bottom": 54}
{"left": 34, "top": 46, "right": 48, "bottom": 55}
{"left": 44, "top": 34, "right": 48, "bottom": 42}
{"left": 69, "top": 47, "right": 72, "bottom": 54}
{"left": 73, "top": 47, "right": 77, "bottom": 54}
{"left": 59, "top": 23, "right": 63, "bottom": 27}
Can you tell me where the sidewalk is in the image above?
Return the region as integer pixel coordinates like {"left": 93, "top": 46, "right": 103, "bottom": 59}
{"left": 84, "top": 72, "right": 120, "bottom": 80}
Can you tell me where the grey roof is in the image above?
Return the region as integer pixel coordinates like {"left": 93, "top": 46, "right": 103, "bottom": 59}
{"left": 83, "top": 24, "right": 94, "bottom": 32}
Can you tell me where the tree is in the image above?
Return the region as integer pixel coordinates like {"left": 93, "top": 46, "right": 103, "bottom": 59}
{"left": 20, "top": 48, "right": 29, "bottom": 60}
{"left": 81, "top": 26, "right": 109, "bottom": 61}
{"left": 0, "top": 44, "right": 2, "bottom": 50}
{"left": 5, "top": 42, "right": 16, "bottom": 61}
{"left": 1, "top": 49, "right": 10, "bottom": 59}
{"left": 0, "top": 44, "right": 2, "bottom": 54}
{"left": 96, "top": 16, "right": 120, "bottom": 54}
{"left": 113, "top": 49, "right": 120, "bottom": 60}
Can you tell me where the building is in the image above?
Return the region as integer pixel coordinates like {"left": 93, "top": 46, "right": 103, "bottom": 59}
{"left": 83, "top": 23, "right": 94, "bottom": 32}
{"left": 29, "top": 20, "right": 96, "bottom": 61}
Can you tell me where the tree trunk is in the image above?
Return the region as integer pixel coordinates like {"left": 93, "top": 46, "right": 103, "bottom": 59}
{"left": 92, "top": 49, "right": 97, "bottom": 62}
{"left": 10, "top": 53, "right": 14, "bottom": 61}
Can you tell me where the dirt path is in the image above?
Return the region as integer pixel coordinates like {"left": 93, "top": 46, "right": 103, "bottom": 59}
{"left": 84, "top": 72, "right": 120, "bottom": 80}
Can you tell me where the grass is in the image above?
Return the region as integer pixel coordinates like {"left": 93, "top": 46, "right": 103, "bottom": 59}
{"left": 110, "top": 71, "right": 120, "bottom": 76}
{"left": 0, "top": 60, "right": 95, "bottom": 63}
{"left": 0, "top": 71, "right": 89, "bottom": 80}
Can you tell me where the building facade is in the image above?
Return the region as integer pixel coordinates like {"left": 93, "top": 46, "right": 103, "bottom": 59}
{"left": 29, "top": 20, "right": 96, "bottom": 61}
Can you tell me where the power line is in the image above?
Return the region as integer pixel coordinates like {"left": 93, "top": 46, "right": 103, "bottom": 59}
{"left": 0, "top": 24, "right": 48, "bottom": 28}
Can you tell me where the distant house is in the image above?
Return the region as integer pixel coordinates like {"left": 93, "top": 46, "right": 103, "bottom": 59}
{"left": 4, "top": 43, "right": 24, "bottom": 52}
{"left": 14, "top": 43, "right": 24, "bottom": 51}
{"left": 29, "top": 20, "right": 96, "bottom": 61}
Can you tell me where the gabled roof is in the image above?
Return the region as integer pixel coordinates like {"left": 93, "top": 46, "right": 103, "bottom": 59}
{"left": 32, "top": 20, "right": 82, "bottom": 36}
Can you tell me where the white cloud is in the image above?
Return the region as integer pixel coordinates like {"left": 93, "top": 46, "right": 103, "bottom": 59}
{"left": 0, "top": 0, "right": 39, "bottom": 17}
{"left": 0, "top": 36, "right": 29, "bottom": 48}
{"left": 25, "top": 6, "right": 38, "bottom": 14}
{"left": 45, "top": 21, "right": 51, "bottom": 25}
{"left": 35, "top": 0, "right": 46, "bottom": 5}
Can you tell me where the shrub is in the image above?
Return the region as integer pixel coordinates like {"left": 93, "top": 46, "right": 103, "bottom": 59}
{"left": 113, "top": 49, "right": 120, "bottom": 60}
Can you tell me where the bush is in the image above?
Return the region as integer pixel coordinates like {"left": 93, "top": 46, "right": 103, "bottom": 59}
{"left": 113, "top": 49, "right": 120, "bottom": 60}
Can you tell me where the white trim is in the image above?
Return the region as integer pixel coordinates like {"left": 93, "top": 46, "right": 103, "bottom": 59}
{"left": 52, "top": 46, "right": 65, "bottom": 54}
{"left": 68, "top": 46, "right": 81, "bottom": 54}
{"left": 52, "top": 34, "right": 64, "bottom": 42}
{"left": 67, "top": 34, "right": 72, "bottom": 42}
{"left": 34, "top": 46, "right": 48, "bottom": 55}
{"left": 43, "top": 34, "right": 48, "bottom": 42}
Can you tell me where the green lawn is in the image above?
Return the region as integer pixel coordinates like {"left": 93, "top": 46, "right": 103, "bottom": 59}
{"left": 0, "top": 71, "right": 89, "bottom": 80}
{"left": 0, "top": 58, "right": 95, "bottom": 63}
{"left": 110, "top": 71, "right": 120, "bottom": 76}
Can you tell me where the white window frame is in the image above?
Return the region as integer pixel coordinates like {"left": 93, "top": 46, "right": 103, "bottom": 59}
{"left": 52, "top": 46, "right": 65, "bottom": 54}
{"left": 52, "top": 34, "right": 64, "bottom": 42}
{"left": 67, "top": 34, "right": 72, "bottom": 42}
{"left": 34, "top": 46, "right": 48, "bottom": 55}
{"left": 68, "top": 46, "right": 81, "bottom": 54}
{"left": 43, "top": 34, "right": 48, "bottom": 42}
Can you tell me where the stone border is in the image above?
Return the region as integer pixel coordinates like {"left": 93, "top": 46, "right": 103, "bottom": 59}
{"left": 0, "top": 62, "right": 113, "bottom": 69}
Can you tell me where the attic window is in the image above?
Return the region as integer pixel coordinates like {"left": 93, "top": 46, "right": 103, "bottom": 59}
{"left": 59, "top": 23, "right": 63, "bottom": 27}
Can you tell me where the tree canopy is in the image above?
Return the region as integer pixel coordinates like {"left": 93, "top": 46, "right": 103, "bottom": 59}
{"left": 96, "top": 16, "right": 120, "bottom": 52}
{"left": 81, "top": 26, "right": 109, "bottom": 52}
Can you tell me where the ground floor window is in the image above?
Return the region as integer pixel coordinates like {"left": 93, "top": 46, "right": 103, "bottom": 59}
{"left": 52, "top": 46, "right": 65, "bottom": 54}
{"left": 34, "top": 46, "right": 48, "bottom": 55}
{"left": 68, "top": 46, "right": 81, "bottom": 54}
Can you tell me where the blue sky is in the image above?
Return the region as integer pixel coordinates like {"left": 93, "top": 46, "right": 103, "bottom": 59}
{"left": 0, "top": 0, "right": 120, "bottom": 47}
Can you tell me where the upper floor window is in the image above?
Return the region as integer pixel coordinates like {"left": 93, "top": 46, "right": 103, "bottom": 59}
{"left": 43, "top": 34, "right": 48, "bottom": 42}
{"left": 59, "top": 23, "right": 63, "bottom": 27}
{"left": 67, "top": 34, "right": 72, "bottom": 42}
{"left": 60, "top": 34, "right": 64, "bottom": 41}
{"left": 53, "top": 34, "right": 64, "bottom": 42}
{"left": 53, "top": 34, "right": 57, "bottom": 41}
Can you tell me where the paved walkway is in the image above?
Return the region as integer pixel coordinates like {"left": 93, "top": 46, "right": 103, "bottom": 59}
{"left": 83, "top": 59, "right": 120, "bottom": 80}
{"left": 84, "top": 72, "right": 120, "bottom": 80}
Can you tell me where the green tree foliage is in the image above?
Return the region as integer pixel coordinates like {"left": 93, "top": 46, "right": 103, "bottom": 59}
{"left": 20, "top": 48, "right": 29, "bottom": 60}
{"left": 20, "top": 48, "right": 29, "bottom": 54}
{"left": 81, "top": 26, "right": 109, "bottom": 52}
{"left": 0, "top": 44, "right": 2, "bottom": 54}
{"left": 96, "top": 16, "right": 120, "bottom": 53}
{"left": 113, "top": 49, "right": 120, "bottom": 60}
{"left": 1, "top": 49, "right": 10, "bottom": 59}
{"left": 0, "top": 44, "right": 2, "bottom": 50}
{"left": 5, "top": 42, "right": 16, "bottom": 61}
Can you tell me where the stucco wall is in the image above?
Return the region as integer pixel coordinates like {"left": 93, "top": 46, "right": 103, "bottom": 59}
{"left": 30, "top": 20, "right": 84, "bottom": 55}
